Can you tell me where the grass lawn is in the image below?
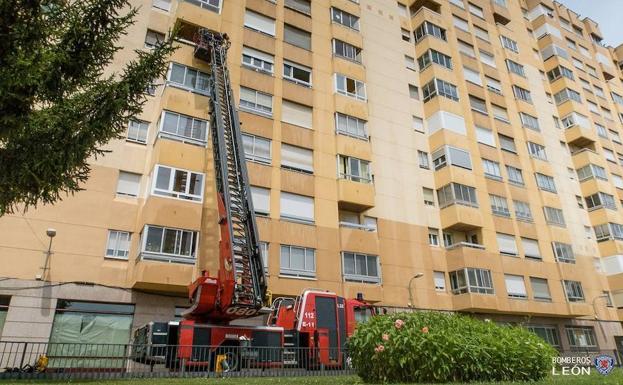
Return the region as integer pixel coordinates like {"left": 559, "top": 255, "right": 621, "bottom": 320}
{"left": 0, "top": 370, "right": 621, "bottom": 385}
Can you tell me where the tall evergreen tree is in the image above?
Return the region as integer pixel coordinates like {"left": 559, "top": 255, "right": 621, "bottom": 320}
{"left": 0, "top": 0, "right": 176, "bottom": 215}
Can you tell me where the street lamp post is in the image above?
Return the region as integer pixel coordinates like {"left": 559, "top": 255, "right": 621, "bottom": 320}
{"left": 39, "top": 228, "right": 57, "bottom": 280}
{"left": 408, "top": 273, "right": 424, "bottom": 309}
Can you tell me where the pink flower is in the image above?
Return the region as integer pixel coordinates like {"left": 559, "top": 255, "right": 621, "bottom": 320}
{"left": 421, "top": 326, "right": 429, "bottom": 334}
{"left": 394, "top": 319, "right": 405, "bottom": 329}
{"left": 374, "top": 344, "right": 385, "bottom": 353}
{"left": 382, "top": 333, "right": 389, "bottom": 341}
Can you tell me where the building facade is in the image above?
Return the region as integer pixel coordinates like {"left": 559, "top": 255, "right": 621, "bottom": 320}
{"left": 2, "top": 0, "right": 623, "bottom": 352}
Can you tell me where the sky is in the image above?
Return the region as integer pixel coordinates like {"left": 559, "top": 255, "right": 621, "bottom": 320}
{"left": 558, "top": 0, "right": 623, "bottom": 47}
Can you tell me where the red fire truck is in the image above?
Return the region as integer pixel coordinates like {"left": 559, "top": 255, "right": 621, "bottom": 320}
{"left": 133, "top": 30, "right": 375, "bottom": 371}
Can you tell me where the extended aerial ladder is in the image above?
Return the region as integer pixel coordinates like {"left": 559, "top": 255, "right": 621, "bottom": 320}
{"left": 182, "top": 30, "right": 267, "bottom": 323}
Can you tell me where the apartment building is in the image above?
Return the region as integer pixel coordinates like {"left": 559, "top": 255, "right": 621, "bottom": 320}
{"left": 1, "top": 0, "right": 623, "bottom": 352}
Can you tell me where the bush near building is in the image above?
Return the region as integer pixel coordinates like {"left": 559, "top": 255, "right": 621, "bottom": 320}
{"left": 349, "top": 311, "right": 557, "bottom": 383}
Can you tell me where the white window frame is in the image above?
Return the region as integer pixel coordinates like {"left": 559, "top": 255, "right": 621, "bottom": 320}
{"left": 141, "top": 225, "right": 199, "bottom": 264}
{"left": 159, "top": 110, "right": 208, "bottom": 145}
{"left": 334, "top": 74, "right": 367, "bottom": 101}
{"left": 106, "top": 230, "right": 130, "bottom": 260}
{"left": 342, "top": 252, "right": 381, "bottom": 284}
{"left": 151, "top": 164, "right": 204, "bottom": 202}
{"left": 239, "top": 87, "right": 273, "bottom": 116}
{"left": 280, "top": 245, "right": 316, "bottom": 278}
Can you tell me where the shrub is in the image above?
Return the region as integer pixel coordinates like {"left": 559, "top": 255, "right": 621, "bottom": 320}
{"left": 348, "top": 311, "right": 557, "bottom": 383}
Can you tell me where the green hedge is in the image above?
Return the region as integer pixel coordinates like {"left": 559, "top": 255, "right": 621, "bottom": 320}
{"left": 348, "top": 311, "right": 557, "bottom": 383}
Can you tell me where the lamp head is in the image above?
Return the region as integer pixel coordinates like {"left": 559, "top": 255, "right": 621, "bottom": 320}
{"left": 46, "top": 228, "right": 57, "bottom": 238}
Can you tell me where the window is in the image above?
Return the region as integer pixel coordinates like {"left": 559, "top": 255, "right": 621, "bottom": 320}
{"left": 586, "top": 192, "right": 617, "bottom": 211}
{"left": 546, "top": 66, "right": 574, "bottom": 82}
{"left": 280, "top": 245, "right": 315, "bottom": 278}
{"left": 497, "top": 233, "right": 517, "bottom": 255}
{"left": 566, "top": 327, "right": 598, "bottom": 350}
{"left": 498, "top": 134, "right": 516, "bottom": 153}
{"left": 335, "top": 74, "right": 366, "bottom": 101}
{"left": 434, "top": 272, "right": 446, "bottom": 291}
{"left": 587, "top": 100, "right": 600, "bottom": 114}
{"left": 530, "top": 278, "right": 552, "bottom": 301}
{"left": 594, "top": 223, "right": 623, "bottom": 241}
{"left": 413, "top": 116, "right": 424, "bottom": 133}
{"left": 418, "top": 151, "right": 430, "bottom": 169}
{"left": 486, "top": 77, "right": 502, "bottom": 94}
{"left": 405, "top": 55, "right": 416, "bottom": 71}
{"left": 159, "top": 110, "right": 208, "bottom": 144}
{"left": 283, "top": 61, "right": 312, "bottom": 86}
{"left": 251, "top": 186, "right": 270, "bottom": 215}
{"left": 576, "top": 164, "right": 607, "bottom": 181}
{"left": 604, "top": 148, "right": 616, "bottom": 163}
{"left": 500, "top": 35, "right": 518, "bottom": 53}
{"left": 280, "top": 192, "right": 314, "bottom": 223}
{"left": 552, "top": 242, "right": 574, "bottom": 263}
{"left": 586, "top": 65, "right": 598, "bottom": 78}
{"left": 562, "top": 112, "right": 590, "bottom": 129}
{"left": 492, "top": 105, "right": 509, "bottom": 122}
{"left": 563, "top": 280, "right": 585, "bottom": 302}
{"left": 506, "top": 166, "right": 524, "bottom": 186}
{"left": 409, "top": 84, "right": 420, "bottom": 100}
{"left": 514, "top": 200, "right": 533, "bottom": 221}
{"left": 506, "top": 60, "right": 525, "bottom": 77}
{"left": 281, "top": 100, "right": 312, "bottom": 129}
{"left": 479, "top": 50, "right": 496, "bottom": 68}
{"left": 423, "top": 188, "right": 435, "bottom": 206}
{"left": 432, "top": 146, "right": 472, "bottom": 170}
{"left": 106, "top": 230, "right": 130, "bottom": 259}
{"left": 505, "top": 275, "right": 527, "bottom": 299}
{"left": 401, "top": 28, "right": 411, "bottom": 42}
{"left": 468, "top": 3, "right": 484, "bottom": 18}
{"left": 284, "top": 24, "right": 311, "bottom": 50}
{"left": 428, "top": 228, "right": 439, "bottom": 245}
{"left": 336, "top": 112, "right": 367, "bottom": 139}
{"left": 281, "top": 143, "right": 313, "bottom": 173}
{"left": 397, "top": 2, "right": 408, "bottom": 17}
{"left": 512, "top": 86, "right": 532, "bottom": 103}
{"left": 482, "top": 159, "right": 502, "bottom": 180}
{"left": 476, "top": 126, "right": 495, "bottom": 147}
{"left": 572, "top": 57, "right": 584, "bottom": 70}
{"left": 453, "top": 16, "right": 469, "bottom": 32}
{"left": 490, "top": 194, "right": 510, "bottom": 217}
{"left": 449, "top": 268, "right": 494, "bottom": 294}
{"left": 535, "top": 173, "right": 556, "bottom": 192}
{"left": 463, "top": 67, "right": 482, "bottom": 86}
{"left": 144, "top": 30, "right": 164, "bottom": 49}
{"left": 244, "top": 10, "right": 276, "bottom": 36}
{"left": 240, "top": 87, "right": 273, "bottom": 115}
{"left": 450, "top": 0, "right": 464, "bottom": 8}
{"left": 522, "top": 238, "right": 541, "bottom": 259}
{"left": 333, "top": 39, "right": 362, "bottom": 63}
{"left": 437, "top": 183, "right": 478, "bottom": 208}
{"left": 566, "top": 38, "right": 577, "bottom": 50}
{"left": 185, "top": 0, "right": 220, "bottom": 12}
{"left": 422, "top": 78, "right": 459, "bottom": 102}
{"left": 342, "top": 252, "right": 380, "bottom": 283}
{"left": 285, "top": 0, "right": 311, "bottom": 15}
{"left": 153, "top": 0, "right": 171, "bottom": 11}
{"left": 519, "top": 113, "right": 539, "bottom": 131}
{"left": 167, "top": 63, "right": 209, "bottom": 94}
{"left": 127, "top": 120, "right": 149, "bottom": 144}
{"left": 614, "top": 174, "right": 623, "bottom": 189}
{"left": 554, "top": 88, "right": 581, "bottom": 104}
{"left": 527, "top": 142, "right": 547, "bottom": 160}
{"left": 152, "top": 165, "right": 204, "bottom": 202}
{"left": 0, "top": 296, "right": 8, "bottom": 334}
{"left": 543, "top": 206, "right": 565, "bottom": 226}
{"left": 242, "top": 134, "right": 271, "bottom": 164}
{"left": 142, "top": 225, "right": 198, "bottom": 263}
{"left": 474, "top": 26, "right": 489, "bottom": 42}
{"left": 331, "top": 7, "right": 360, "bottom": 30}
{"left": 612, "top": 92, "right": 623, "bottom": 105}
{"left": 414, "top": 21, "right": 446, "bottom": 43}
{"left": 49, "top": 301, "right": 134, "bottom": 361}
{"left": 338, "top": 155, "right": 372, "bottom": 183}
{"left": 116, "top": 171, "right": 141, "bottom": 197}
{"left": 469, "top": 96, "right": 487, "bottom": 114}
{"left": 594, "top": 86, "right": 605, "bottom": 99}
{"left": 458, "top": 40, "right": 476, "bottom": 58}
{"left": 417, "top": 49, "right": 452, "bottom": 71}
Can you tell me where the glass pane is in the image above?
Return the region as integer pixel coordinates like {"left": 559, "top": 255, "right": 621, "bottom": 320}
{"left": 162, "top": 229, "right": 178, "bottom": 254}
{"left": 145, "top": 227, "right": 163, "bottom": 252}
{"left": 184, "top": 69, "right": 197, "bottom": 89}
{"left": 280, "top": 246, "right": 290, "bottom": 268}
{"left": 179, "top": 116, "right": 193, "bottom": 137}
{"left": 172, "top": 170, "right": 188, "bottom": 193}
{"left": 291, "top": 247, "right": 305, "bottom": 270}
{"left": 179, "top": 231, "right": 193, "bottom": 256}
{"left": 367, "top": 256, "right": 378, "bottom": 277}
{"left": 304, "top": 250, "right": 315, "bottom": 271}
{"left": 170, "top": 64, "right": 186, "bottom": 84}
{"left": 189, "top": 174, "right": 203, "bottom": 196}
{"left": 343, "top": 254, "right": 355, "bottom": 274}
{"left": 162, "top": 113, "right": 178, "bottom": 133}
{"left": 355, "top": 254, "right": 366, "bottom": 275}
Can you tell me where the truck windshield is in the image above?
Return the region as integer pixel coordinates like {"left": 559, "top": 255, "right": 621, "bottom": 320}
{"left": 354, "top": 306, "right": 374, "bottom": 323}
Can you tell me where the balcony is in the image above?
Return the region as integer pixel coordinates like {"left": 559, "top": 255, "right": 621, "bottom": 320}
{"left": 491, "top": 0, "right": 511, "bottom": 25}
{"left": 440, "top": 204, "right": 483, "bottom": 232}
{"left": 132, "top": 259, "right": 195, "bottom": 294}
{"left": 564, "top": 125, "right": 597, "bottom": 148}
{"left": 337, "top": 179, "right": 374, "bottom": 211}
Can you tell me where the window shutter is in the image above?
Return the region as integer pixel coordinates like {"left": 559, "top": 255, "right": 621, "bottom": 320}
{"left": 117, "top": 172, "right": 141, "bottom": 196}
{"left": 242, "top": 46, "right": 274, "bottom": 63}
{"left": 448, "top": 147, "right": 472, "bottom": 169}
{"left": 244, "top": 10, "right": 276, "bottom": 36}
{"left": 280, "top": 192, "right": 314, "bottom": 221}
{"left": 284, "top": 24, "right": 311, "bottom": 49}
{"left": 505, "top": 275, "right": 527, "bottom": 297}
{"left": 521, "top": 238, "right": 541, "bottom": 258}
{"left": 476, "top": 126, "right": 495, "bottom": 146}
{"left": 281, "top": 144, "right": 313, "bottom": 172}
{"left": 496, "top": 233, "right": 518, "bottom": 255}
{"left": 434, "top": 272, "right": 446, "bottom": 289}
{"left": 282, "top": 100, "right": 312, "bottom": 128}
{"left": 250, "top": 186, "right": 270, "bottom": 214}
{"left": 531, "top": 277, "right": 551, "bottom": 299}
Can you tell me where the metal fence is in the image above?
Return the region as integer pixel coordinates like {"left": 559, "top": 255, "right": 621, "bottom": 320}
{"left": 0, "top": 341, "right": 355, "bottom": 380}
